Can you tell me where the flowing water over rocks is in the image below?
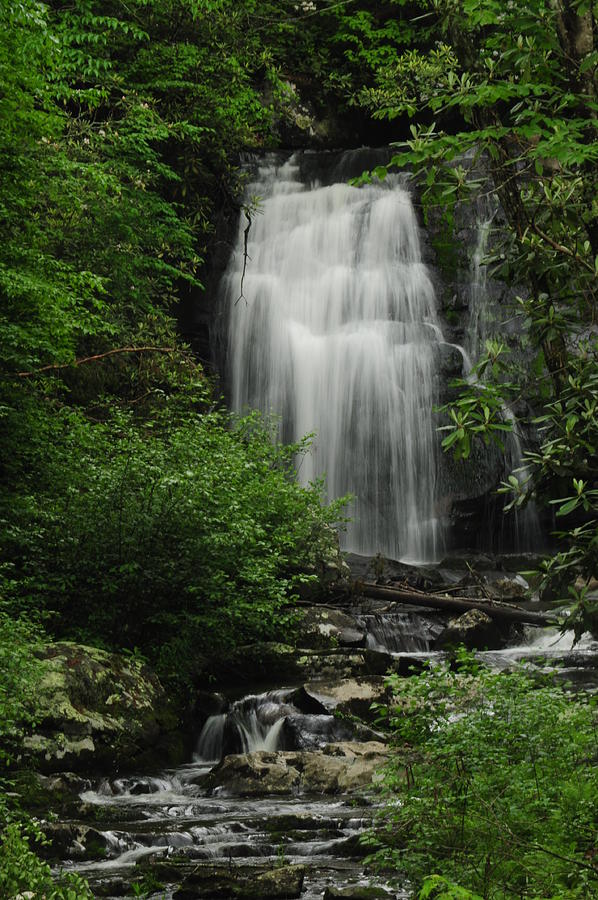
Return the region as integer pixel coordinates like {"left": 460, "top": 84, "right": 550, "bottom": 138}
{"left": 43, "top": 556, "right": 598, "bottom": 899}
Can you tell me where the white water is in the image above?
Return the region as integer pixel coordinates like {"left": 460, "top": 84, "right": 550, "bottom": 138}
{"left": 224, "top": 153, "right": 445, "bottom": 563}
{"left": 465, "top": 204, "right": 541, "bottom": 549}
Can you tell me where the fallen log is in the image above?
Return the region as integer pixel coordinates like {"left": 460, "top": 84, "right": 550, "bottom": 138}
{"left": 357, "top": 581, "right": 559, "bottom": 627}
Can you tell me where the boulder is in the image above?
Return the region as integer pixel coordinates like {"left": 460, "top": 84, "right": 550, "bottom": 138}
{"left": 323, "top": 887, "right": 392, "bottom": 899}
{"left": 38, "top": 822, "right": 109, "bottom": 861}
{"left": 174, "top": 863, "right": 306, "bottom": 899}
{"left": 302, "top": 678, "right": 389, "bottom": 724}
{"left": 205, "top": 742, "right": 389, "bottom": 797}
{"left": 19, "top": 642, "right": 181, "bottom": 773}
{"left": 434, "top": 609, "right": 507, "bottom": 650}
{"left": 484, "top": 573, "right": 529, "bottom": 600}
{"left": 297, "top": 608, "right": 366, "bottom": 650}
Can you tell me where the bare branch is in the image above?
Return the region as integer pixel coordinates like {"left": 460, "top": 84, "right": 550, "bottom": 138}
{"left": 17, "top": 346, "right": 178, "bottom": 378}
{"left": 235, "top": 209, "right": 253, "bottom": 306}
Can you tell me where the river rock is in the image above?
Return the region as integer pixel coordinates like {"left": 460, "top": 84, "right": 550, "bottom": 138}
{"left": 297, "top": 607, "right": 366, "bottom": 649}
{"left": 323, "top": 884, "right": 392, "bottom": 900}
{"left": 483, "top": 573, "right": 529, "bottom": 600}
{"left": 19, "top": 642, "right": 181, "bottom": 773}
{"left": 174, "top": 863, "right": 306, "bottom": 899}
{"left": 205, "top": 742, "right": 389, "bottom": 796}
{"left": 38, "top": 822, "right": 109, "bottom": 861}
{"left": 434, "top": 609, "right": 507, "bottom": 650}
{"left": 303, "top": 678, "right": 389, "bottom": 724}
{"left": 323, "top": 887, "right": 393, "bottom": 899}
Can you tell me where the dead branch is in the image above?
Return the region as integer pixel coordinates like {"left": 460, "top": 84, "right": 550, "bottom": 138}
{"left": 17, "top": 346, "right": 178, "bottom": 378}
{"left": 235, "top": 209, "right": 252, "bottom": 305}
{"left": 357, "top": 581, "right": 558, "bottom": 626}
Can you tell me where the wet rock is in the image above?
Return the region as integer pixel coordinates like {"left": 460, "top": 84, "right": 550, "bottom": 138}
{"left": 19, "top": 642, "right": 181, "bottom": 773}
{"left": 345, "top": 552, "right": 445, "bottom": 590}
{"left": 92, "top": 880, "right": 133, "bottom": 898}
{"left": 294, "top": 528, "right": 352, "bottom": 602}
{"left": 281, "top": 714, "right": 381, "bottom": 750}
{"left": 499, "top": 552, "right": 544, "bottom": 573}
{"left": 36, "top": 771, "right": 91, "bottom": 795}
{"left": 208, "top": 643, "right": 394, "bottom": 687}
{"left": 438, "top": 552, "right": 496, "bottom": 571}
{"left": 484, "top": 573, "right": 529, "bottom": 600}
{"left": 434, "top": 609, "right": 507, "bottom": 650}
{"left": 297, "top": 607, "right": 366, "bottom": 650}
{"left": 438, "top": 342, "right": 466, "bottom": 377}
{"left": 173, "top": 863, "right": 306, "bottom": 899}
{"left": 205, "top": 742, "right": 389, "bottom": 796}
{"left": 323, "top": 886, "right": 392, "bottom": 899}
{"left": 39, "top": 822, "right": 108, "bottom": 861}
{"left": 303, "top": 678, "right": 389, "bottom": 724}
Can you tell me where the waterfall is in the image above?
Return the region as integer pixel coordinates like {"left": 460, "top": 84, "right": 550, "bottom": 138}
{"left": 465, "top": 203, "right": 541, "bottom": 549}
{"left": 223, "top": 152, "right": 446, "bottom": 563}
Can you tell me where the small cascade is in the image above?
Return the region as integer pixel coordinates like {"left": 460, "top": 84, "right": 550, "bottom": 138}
{"left": 194, "top": 713, "right": 226, "bottom": 763}
{"left": 195, "top": 690, "right": 296, "bottom": 761}
{"left": 194, "top": 688, "right": 358, "bottom": 761}
{"left": 465, "top": 203, "right": 541, "bottom": 549}
{"left": 224, "top": 152, "right": 446, "bottom": 563}
{"left": 355, "top": 609, "right": 442, "bottom": 654}
{"left": 466, "top": 200, "right": 497, "bottom": 362}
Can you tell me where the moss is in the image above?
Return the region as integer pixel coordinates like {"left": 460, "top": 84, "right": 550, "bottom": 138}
{"left": 17, "top": 642, "right": 180, "bottom": 772}
{"left": 431, "top": 234, "right": 461, "bottom": 277}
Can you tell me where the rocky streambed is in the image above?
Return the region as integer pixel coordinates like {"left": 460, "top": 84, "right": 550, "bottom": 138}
{"left": 18, "top": 553, "right": 598, "bottom": 899}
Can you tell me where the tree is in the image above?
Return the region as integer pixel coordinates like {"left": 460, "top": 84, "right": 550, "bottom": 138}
{"left": 356, "top": 0, "right": 598, "bottom": 628}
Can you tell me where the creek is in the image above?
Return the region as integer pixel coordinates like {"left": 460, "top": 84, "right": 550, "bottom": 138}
{"left": 51, "top": 558, "right": 598, "bottom": 899}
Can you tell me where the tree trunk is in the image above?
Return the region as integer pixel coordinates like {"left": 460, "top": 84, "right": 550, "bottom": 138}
{"left": 357, "top": 581, "right": 559, "bottom": 626}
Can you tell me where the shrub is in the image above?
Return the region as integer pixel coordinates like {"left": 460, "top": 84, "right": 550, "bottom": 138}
{"left": 367, "top": 653, "right": 598, "bottom": 899}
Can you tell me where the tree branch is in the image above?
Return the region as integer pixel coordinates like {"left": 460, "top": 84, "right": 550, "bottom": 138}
{"left": 529, "top": 223, "right": 595, "bottom": 273}
{"left": 17, "top": 346, "right": 178, "bottom": 378}
{"left": 235, "top": 209, "right": 253, "bottom": 306}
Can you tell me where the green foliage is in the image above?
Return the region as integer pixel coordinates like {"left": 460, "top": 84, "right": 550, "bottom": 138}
{"left": 0, "top": 614, "right": 93, "bottom": 897}
{"left": 501, "top": 347, "right": 598, "bottom": 635}
{"left": 0, "top": 0, "right": 353, "bottom": 697}
{"left": 1, "top": 401, "right": 346, "bottom": 688}
{"left": 437, "top": 341, "right": 517, "bottom": 461}
{"left": 418, "top": 876, "right": 483, "bottom": 900}
{"left": 0, "top": 823, "right": 92, "bottom": 900}
{"left": 368, "top": 655, "right": 598, "bottom": 898}
{"left": 0, "top": 614, "right": 43, "bottom": 763}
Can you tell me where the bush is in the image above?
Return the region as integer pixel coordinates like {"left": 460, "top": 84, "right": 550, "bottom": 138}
{"left": 367, "top": 653, "right": 598, "bottom": 899}
{"left": 1, "top": 404, "right": 347, "bottom": 687}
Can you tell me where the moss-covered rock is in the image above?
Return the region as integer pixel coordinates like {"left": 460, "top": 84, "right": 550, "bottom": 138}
{"left": 204, "top": 742, "right": 389, "bottom": 796}
{"left": 18, "top": 642, "right": 182, "bottom": 772}
{"left": 173, "top": 863, "right": 306, "bottom": 899}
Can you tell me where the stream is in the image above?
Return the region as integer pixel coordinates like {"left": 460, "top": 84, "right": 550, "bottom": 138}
{"left": 49, "top": 561, "right": 598, "bottom": 900}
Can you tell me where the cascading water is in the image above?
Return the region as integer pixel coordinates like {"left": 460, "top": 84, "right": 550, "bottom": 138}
{"left": 465, "top": 202, "right": 541, "bottom": 549}
{"left": 194, "top": 688, "right": 367, "bottom": 762}
{"left": 224, "top": 152, "right": 446, "bottom": 563}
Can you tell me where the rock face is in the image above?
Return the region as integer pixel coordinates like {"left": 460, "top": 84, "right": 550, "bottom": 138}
{"left": 205, "top": 742, "right": 389, "bottom": 797}
{"left": 20, "top": 642, "right": 180, "bottom": 772}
